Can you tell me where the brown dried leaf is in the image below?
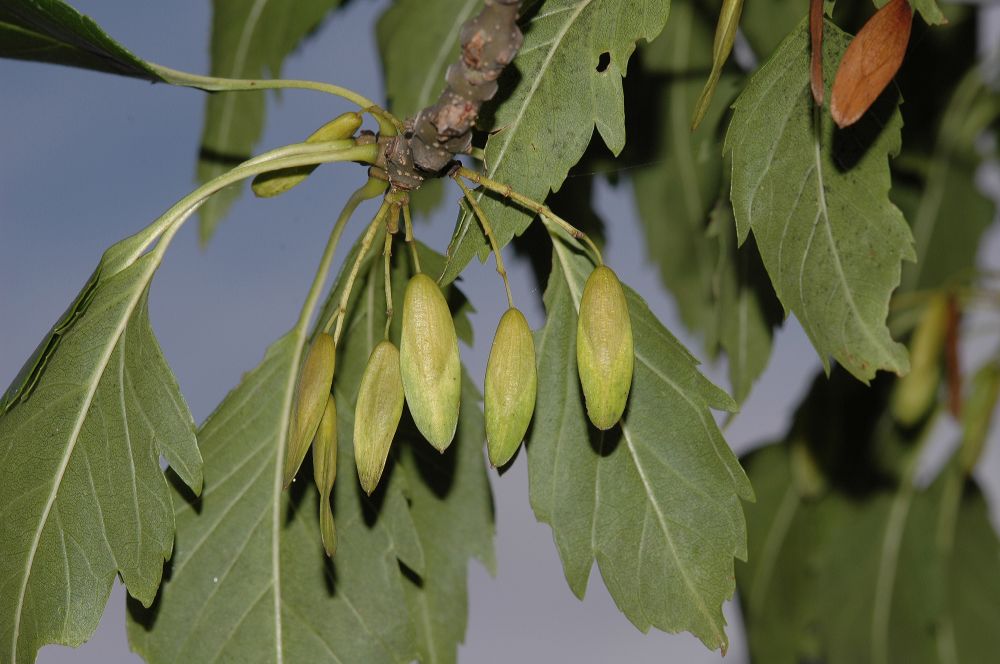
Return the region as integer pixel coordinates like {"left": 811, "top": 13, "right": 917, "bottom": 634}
{"left": 830, "top": 0, "right": 912, "bottom": 127}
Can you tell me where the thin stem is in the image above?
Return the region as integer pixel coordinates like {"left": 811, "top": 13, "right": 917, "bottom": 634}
{"left": 455, "top": 166, "right": 603, "bottom": 266}
{"left": 149, "top": 63, "right": 404, "bottom": 135}
{"left": 454, "top": 175, "right": 514, "bottom": 308}
{"left": 402, "top": 204, "right": 422, "bottom": 274}
{"left": 383, "top": 233, "right": 394, "bottom": 340}
{"left": 295, "top": 177, "right": 386, "bottom": 334}
{"left": 112, "top": 142, "right": 378, "bottom": 273}
{"left": 331, "top": 202, "right": 390, "bottom": 345}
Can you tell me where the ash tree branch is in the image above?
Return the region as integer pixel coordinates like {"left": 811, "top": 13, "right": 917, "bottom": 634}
{"left": 381, "top": 0, "right": 523, "bottom": 190}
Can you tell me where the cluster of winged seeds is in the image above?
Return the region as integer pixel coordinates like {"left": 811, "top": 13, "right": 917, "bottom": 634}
{"left": 282, "top": 264, "right": 635, "bottom": 557}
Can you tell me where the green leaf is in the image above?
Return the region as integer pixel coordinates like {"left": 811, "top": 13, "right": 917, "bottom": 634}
{"left": 897, "top": 66, "right": 1000, "bottom": 293}
{"left": 128, "top": 235, "right": 491, "bottom": 663}
{"left": 739, "top": 0, "right": 807, "bottom": 60}
{"left": 197, "top": 0, "right": 343, "bottom": 244}
{"left": 0, "top": 0, "right": 163, "bottom": 80}
{"left": 632, "top": 0, "right": 777, "bottom": 402}
{"left": 741, "top": 445, "right": 1000, "bottom": 664}
{"left": 0, "top": 231, "right": 202, "bottom": 663}
{"left": 332, "top": 237, "right": 493, "bottom": 664}
{"left": 709, "top": 204, "right": 779, "bottom": 403}
{"left": 725, "top": 18, "right": 914, "bottom": 382}
{"left": 126, "top": 330, "right": 417, "bottom": 663}
{"left": 903, "top": 0, "right": 946, "bottom": 26}
{"left": 738, "top": 366, "right": 1000, "bottom": 664}
{"left": 440, "top": 0, "right": 671, "bottom": 284}
{"left": 527, "top": 235, "right": 752, "bottom": 651}
{"left": 398, "top": 374, "right": 495, "bottom": 664}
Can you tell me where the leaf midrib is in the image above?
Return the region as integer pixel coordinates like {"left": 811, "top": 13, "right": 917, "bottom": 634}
{"left": 551, "top": 240, "right": 724, "bottom": 643}
{"left": 10, "top": 257, "right": 157, "bottom": 663}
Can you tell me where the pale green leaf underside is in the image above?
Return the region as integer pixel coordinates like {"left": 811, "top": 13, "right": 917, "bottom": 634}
{"left": 197, "top": 0, "right": 342, "bottom": 244}
{"left": 128, "top": 239, "right": 492, "bottom": 664}
{"left": 441, "top": 0, "right": 670, "bottom": 283}
{"left": 0, "top": 237, "right": 201, "bottom": 664}
{"left": 527, "top": 237, "right": 751, "bottom": 651}
{"left": 725, "top": 19, "right": 914, "bottom": 382}
{"left": 0, "top": 0, "right": 163, "bottom": 80}
{"left": 127, "top": 332, "right": 417, "bottom": 664}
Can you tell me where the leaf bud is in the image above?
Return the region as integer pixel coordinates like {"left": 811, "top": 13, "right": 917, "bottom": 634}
{"left": 354, "top": 340, "right": 406, "bottom": 495}
{"left": 284, "top": 333, "right": 336, "bottom": 488}
{"left": 485, "top": 307, "right": 536, "bottom": 468}
{"left": 399, "top": 273, "right": 461, "bottom": 451}
{"left": 576, "top": 266, "right": 634, "bottom": 430}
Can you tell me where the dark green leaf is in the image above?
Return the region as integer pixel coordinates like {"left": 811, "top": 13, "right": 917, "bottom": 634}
{"left": 897, "top": 67, "right": 1000, "bottom": 293}
{"left": 632, "top": 0, "right": 777, "bottom": 402}
{"left": 440, "top": 0, "right": 671, "bottom": 283}
{"left": 725, "top": 18, "right": 914, "bottom": 382}
{"left": 197, "top": 0, "right": 343, "bottom": 244}
{"left": 0, "top": 230, "right": 201, "bottom": 663}
{"left": 527, "top": 235, "right": 752, "bottom": 651}
{"left": 0, "top": 0, "right": 163, "bottom": 80}
{"left": 739, "top": 366, "right": 1000, "bottom": 664}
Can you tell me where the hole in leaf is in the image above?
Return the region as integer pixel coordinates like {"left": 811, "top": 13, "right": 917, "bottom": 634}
{"left": 596, "top": 52, "right": 611, "bottom": 73}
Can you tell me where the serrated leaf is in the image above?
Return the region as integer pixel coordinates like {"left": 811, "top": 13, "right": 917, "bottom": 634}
{"left": 398, "top": 373, "right": 495, "bottom": 664}
{"left": 126, "top": 332, "right": 417, "bottom": 664}
{"left": 127, "top": 233, "right": 490, "bottom": 663}
{"left": 197, "top": 0, "right": 342, "bottom": 244}
{"left": 725, "top": 18, "right": 914, "bottom": 382}
{"left": 527, "top": 235, "right": 752, "bottom": 651}
{"left": 0, "top": 0, "right": 163, "bottom": 80}
{"left": 440, "top": 0, "right": 670, "bottom": 284}
{"left": 0, "top": 231, "right": 202, "bottom": 663}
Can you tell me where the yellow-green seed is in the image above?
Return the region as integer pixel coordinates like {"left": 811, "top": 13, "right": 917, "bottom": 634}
{"left": 892, "top": 295, "right": 948, "bottom": 426}
{"left": 251, "top": 112, "right": 363, "bottom": 198}
{"left": 485, "top": 308, "right": 536, "bottom": 468}
{"left": 354, "top": 340, "right": 406, "bottom": 495}
{"left": 313, "top": 395, "right": 338, "bottom": 557}
{"left": 399, "top": 273, "right": 461, "bottom": 451}
{"left": 576, "top": 266, "right": 634, "bottom": 430}
{"left": 284, "top": 333, "right": 336, "bottom": 488}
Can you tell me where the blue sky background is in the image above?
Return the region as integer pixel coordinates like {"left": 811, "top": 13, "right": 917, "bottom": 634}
{"left": 1, "top": 2, "right": 998, "bottom": 662}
